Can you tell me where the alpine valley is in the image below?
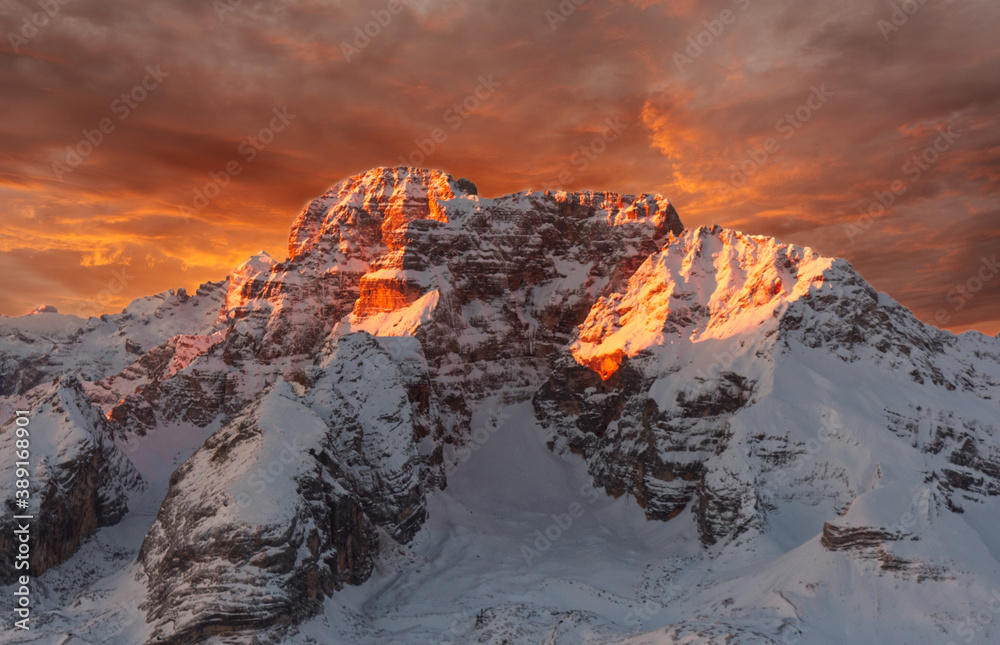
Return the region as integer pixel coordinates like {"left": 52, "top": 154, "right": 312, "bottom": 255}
{"left": 2, "top": 167, "right": 999, "bottom": 645}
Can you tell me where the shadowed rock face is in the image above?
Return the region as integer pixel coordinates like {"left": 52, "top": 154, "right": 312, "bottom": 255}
{"left": 138, "top": 392, "right": 381, "bottom": 643}
{"left": 535, "top": 226, "right": 1000, "bottom": 547}
{"left": 221, "top": 167, "right": 682, "bottom": 367}
{"left": 136, "top": 334, "right": 429, "bottom": 643}
{"left": 821, "top": 523, "right": 905, "bottom": 550}
{"left": 534, "top": 352, "right": 759, "bottom": 543}
{"left": 0, "top": 377, "right": 141, "bottom": 584}
{"left": 4, "top": 168, "right": 1000, "bottom": 644}
{"left": 114, "top": 168, "right": 685, "bottom": 642}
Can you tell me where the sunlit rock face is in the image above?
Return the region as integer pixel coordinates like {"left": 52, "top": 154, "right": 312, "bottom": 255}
{"left": 5, "top": 167, "right": 684, "bottom": 641}
{"left": 6, "top": 167, "right": 1000, "bottom": 645}
{"left": 569, "top": 226, "right": 831, "bottom": 380}
{"left": 537, "top": 224, "right": 1000, "bottom": 546}
{"left": 135, "top": 167, "right": 686, "bottom": 642}
{"left": 217, "top": 166, "right": 684, "bottom": 430}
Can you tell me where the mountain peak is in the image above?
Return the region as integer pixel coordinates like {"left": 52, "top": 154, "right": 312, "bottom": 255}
{"left": 287, "top": 167, "right": 481, "bottom": 260}
{"left": 223, "top": 251, "right": 278, "bottom": 313}
{"left": 12, "top": 169, "right": 1000, "bottom": 645}
{"left": 571, "top": 225, "right": 833, "bottom": 378}
{"left": 287, "top": 168, "right": 683, "bottom": 263}
{"left": 216, "top": 168, "right": 685, "bottom": 356}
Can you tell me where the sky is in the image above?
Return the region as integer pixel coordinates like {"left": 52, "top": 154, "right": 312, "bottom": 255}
{"left": 1, "top": 0, "right": 998, "bottom": 335}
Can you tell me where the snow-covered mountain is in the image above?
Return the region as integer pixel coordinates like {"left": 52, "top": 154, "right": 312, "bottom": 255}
{"left": 2, "top": 167, "right": 999, "bottom": 645}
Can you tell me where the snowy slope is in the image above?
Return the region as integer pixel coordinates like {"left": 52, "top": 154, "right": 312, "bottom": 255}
{"left": 0, "top": 281, "right": 227, "bottom": 396}
{"left": 1, "top": 168, "right": 999, "bottom": 645}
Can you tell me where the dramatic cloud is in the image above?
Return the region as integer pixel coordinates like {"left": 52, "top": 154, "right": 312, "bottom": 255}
{"left": 1, "top": 0, "right": 998, "bottom": 335}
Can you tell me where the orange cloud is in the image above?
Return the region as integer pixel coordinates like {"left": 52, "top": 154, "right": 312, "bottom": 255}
{"left": 0, "top": 0, "right": 997, "bottom": 338}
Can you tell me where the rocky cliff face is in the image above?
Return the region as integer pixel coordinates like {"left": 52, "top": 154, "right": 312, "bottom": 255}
{"left": 2, "top": 167, "right": 999, "bottom": 645}
{"left": 117, "top": 168, "right": 688, "bottom": 642}
{"left": 535, "top": 225, "right": 1000, "bottom": 545}
{"left": 0, "top": 168, "right": 687, "bottom": 642}
{"left": 0, "top": 376, "right": 142, "bottom": 583}
{"left": 137, "top": 339, "right": 427, "bottom": 644}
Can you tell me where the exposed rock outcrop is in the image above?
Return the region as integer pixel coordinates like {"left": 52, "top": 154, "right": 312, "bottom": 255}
{"left": 3, "top": 168, "right": 1000, "bottom": 645}
{"left": 0, "top": 377, "right": 142, "bottom": 583}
